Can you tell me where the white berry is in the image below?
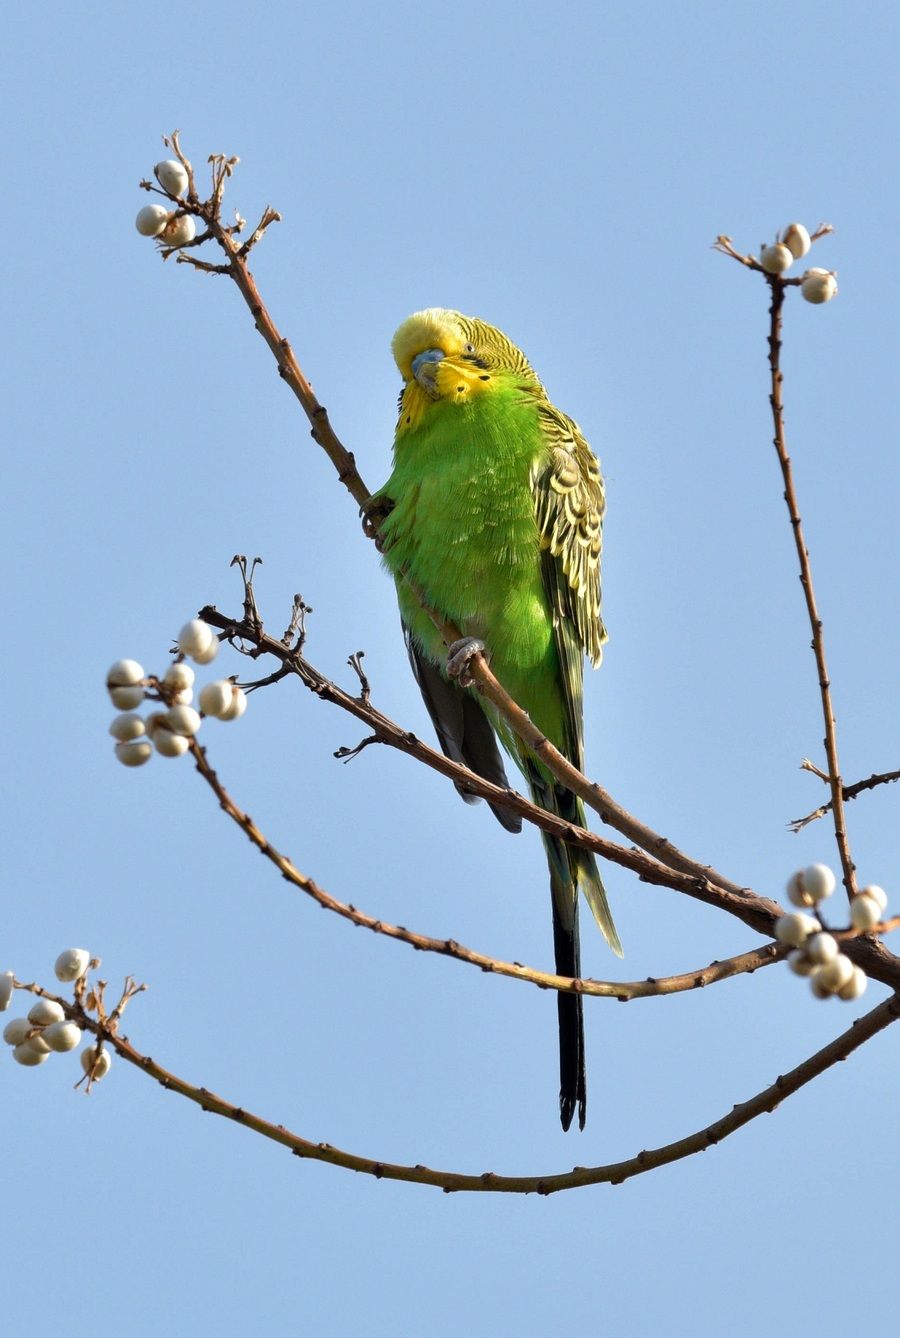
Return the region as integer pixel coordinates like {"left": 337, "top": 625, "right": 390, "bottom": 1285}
{"left": 191, "top": 637, "right": 220, "bottom": 666}
{"left": 802, "top": 864, "right": 835, "bottom": 904}
{"left": 785, "top": 865, "right": 836, "bottom": 908}
{"left": 3, "top": 1018, "right": 32, "bottom": 1047}
{"left": 13, "top": 1042, "right": 49, "bottom": 1066}
{"left": 760, "top": 243, "right": 794, "bottom": 274}
{"left": 115, "top": 739, "right": 153, "bottom": 767}
{"left": 54, "top": 949, "right": 90, "bottom": 983}
{"left": 806, "top": 932, "right": 839, "bottom": 965}
{"left": 28, "top": 998, "right": 64, "bottom": 1027}
{"left": 219, "top": 686, "right": 248, "bottom": 721}
{"left": 0, "top": 972, "right": 14, "bottom": 1011}
{"left": 43, "top": 1020, "right": 82, "bottom": 1052}
{"left": 153, "top": 730, "right": 190, "bottom": 758}
{"left": 816, "top": 954, "right": 855, "bottom": 994}
{"left": 782, "top": 223, "right": 811, "bottom": 260}
{"left": 107, "top": 659, "right": 145, "bottom": 687}
{"left": 810, "top": 971, "right": 832, "bottom": 1000}
{"left": 197, "top": 685, "right": 230, "bottom": 717}
{"left": 24, "top": 1032, "right": 51, "bottom": 1055}
{"left": 861, "top": 884, "right": 888, "bottom": 913}
{"left": 166, "top": 705, "right": 202, "bottom": 736}
{"left": 109, "top": 713, "right": 146, "bottom": 742}
{"left": 838, "top": 966, "right": 868, "bottom": 1001}
{"left": 160, "top": 213, "right": 196, "bottom": 247}
{"left": 850, "top": 895, "right": 881, "bottom": 931}
{"left": 786, "top": 872, "right": 813, "bottom": 908}
{"left": 109, "top": 685, "right": 145, "bottom": 710}
{"left": 164, "top": 662, "right": 195, "bottom": 692}
{"left": 80, "top": 1046, "right": 112, "bottom": 1079}
{"left": 775, "top": 912, "right": 817, "bottom": 947}
{"left": 800, "top": 268, "right": 838, "bottom": 304}
{"left": 178, "top": 619, "right": 214, "bottom": 658}
{"left": 198, "top": 680, "right": 233, "bottom": 717}
{"left": 154, "top": 159, "right": 189, "bottom": 197}
{"left": 787, "top": 950, "right": 815, "bottom": 977}
{"left": 135, "top": 204, "right": 170, "bottom": 237}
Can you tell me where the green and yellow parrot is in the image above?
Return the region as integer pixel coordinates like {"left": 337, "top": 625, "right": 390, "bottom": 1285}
{"left": 372, "top": 308, "right": 621, "bottom": 1131}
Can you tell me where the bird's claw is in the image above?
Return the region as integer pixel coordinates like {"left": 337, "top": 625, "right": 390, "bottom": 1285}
{"left": 447, "top": 637, "right": 486, "bottom": 688}
{"left": 360, "top": 493, "right": 395, "bottom": 547}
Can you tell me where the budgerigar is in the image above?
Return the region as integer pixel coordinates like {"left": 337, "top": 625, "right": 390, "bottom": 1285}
{"left": 370, "top": 308, "right": 621, "bottom": 1131}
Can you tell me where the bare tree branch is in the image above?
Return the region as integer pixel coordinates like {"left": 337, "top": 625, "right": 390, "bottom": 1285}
{"left": 764, "top": 273, "right": 856, "bottom": 896}
{"left": 791, "top": 766, "right": 900, "bottom": 831}
{"left": 38, "top": 978, "right": 900, "bottom": 1194}
{"left": 187, "top": 727, "right": 788, "bottom": 999}
{"left": 184, "top": 628, "right": 900, "bottom": 993}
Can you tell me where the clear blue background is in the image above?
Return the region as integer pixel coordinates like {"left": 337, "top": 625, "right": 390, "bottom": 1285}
{"left": 3, "top": 3, "right": 899, "bottom": 1334}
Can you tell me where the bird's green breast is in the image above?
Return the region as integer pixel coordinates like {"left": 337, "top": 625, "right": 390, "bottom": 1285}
{"left": 381, "top": 382, "right": 564, "bottom": 742}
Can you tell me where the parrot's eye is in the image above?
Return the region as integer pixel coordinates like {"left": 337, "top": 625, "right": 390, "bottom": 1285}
{"left": 463, "top": 342, "right": 475, "bottom": 354}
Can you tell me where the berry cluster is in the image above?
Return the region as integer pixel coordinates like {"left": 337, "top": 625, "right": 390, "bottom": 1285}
{"left": 1, "top": 950, "right": 109, "bottom": 1078}
{"left": 108, "top": 619, "right": 247, "bottom": 767}
{"left": 135, "top": 158, "right": 196, "bottom": 247}
{"left": 757, "top": 222, "right": 837, "bottom": 302}
{"left": 775, "top": 863, "right": 883, "bottom": 1000}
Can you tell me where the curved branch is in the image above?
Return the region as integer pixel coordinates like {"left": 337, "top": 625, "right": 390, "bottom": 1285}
{"left": 188, "top": 732, "right": 784, "bottom": 998}
{"left": 187, "top": 720, "right": 900, "bottom": 992}
{"left": 98, "top": 990, "right": 900, "bottom": 1194}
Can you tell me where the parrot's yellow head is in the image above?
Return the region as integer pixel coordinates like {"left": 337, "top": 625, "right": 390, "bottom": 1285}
{"left": 391, "top": 310, "right": 541, "bottom": 435}
{"left": 392, "top": 309, "right": 539, "bottom": 391}
{"left": 391, "top": 309, "right": 471, "bottom": 382}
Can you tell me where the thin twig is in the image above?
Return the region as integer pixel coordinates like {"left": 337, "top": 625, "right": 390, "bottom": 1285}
{"left": 765, "top": 275, "right": 856, "bottom": 896}
{"left": 790, "top": 767, "right": 900, "bottom": 831}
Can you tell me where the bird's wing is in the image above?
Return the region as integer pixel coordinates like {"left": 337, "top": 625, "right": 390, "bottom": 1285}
{"left": 404, "top": 624, "right": 522, "bottom": 833}
{"left": 531, "top": 403, "right": 607, "bottom": 769}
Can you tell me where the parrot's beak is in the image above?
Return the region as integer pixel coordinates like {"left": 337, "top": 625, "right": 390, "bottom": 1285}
{"left": 411, "top": 348, "right": 445, "bottom": 394}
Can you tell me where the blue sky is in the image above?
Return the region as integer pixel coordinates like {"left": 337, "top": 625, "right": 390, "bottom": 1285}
{"left": 4, "top": 3, "right": 900, "bottom": 1333}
